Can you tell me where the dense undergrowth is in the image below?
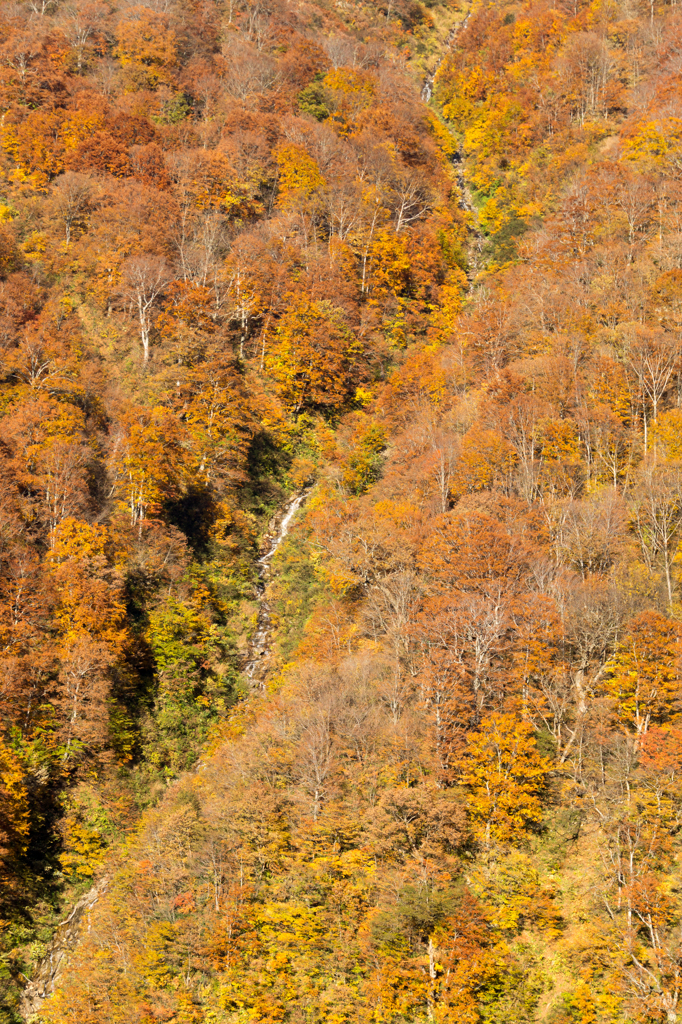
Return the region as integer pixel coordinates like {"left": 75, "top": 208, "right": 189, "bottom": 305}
{"left": 2, "top": 0, "right": 682, "bottom": 1021}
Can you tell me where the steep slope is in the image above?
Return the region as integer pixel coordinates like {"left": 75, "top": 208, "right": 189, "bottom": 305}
{"left": 0, "top": 0, "right": 468, "bottom": 1020}
{"left": 4, "top": 0, "right": 682, "bottom": 1023}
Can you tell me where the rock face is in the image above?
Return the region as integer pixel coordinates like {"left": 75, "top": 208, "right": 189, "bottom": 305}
{"left": 19, "top": 877, "right": 108, "bottom": 1021}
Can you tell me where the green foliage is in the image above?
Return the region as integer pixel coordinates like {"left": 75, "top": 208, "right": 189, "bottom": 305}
{"left": 483, "top": 214, "right": 529, "bottom": 266}
{"left": 58, "top": 786, "right": 118, "bottom": 881}
{"left": 155, "top": 92, "right": 191, "bottom": 125}
{"left": 141, "top": 595, "right": 239, "bottom": 777}
{"left": 297, "top": 82, "right": 331, "bottom": 122}
{"left": 438, "top": 225, "right": 469, "bottom": 273}
{"left": 372, "top": 883, "right": 457, "bottom": 948}
{"left": 244, "top": 431, "right": 293, "bottom": 519}
{"left": 342, "top": 419, "right": 387, "bottom": 495}
{"left": 270, "top": 531, "right": 325, "bottom": 662}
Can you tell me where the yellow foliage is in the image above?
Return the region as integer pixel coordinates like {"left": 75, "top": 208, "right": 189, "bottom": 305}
{"left": 135, "top": 920, "right": 176, "bottom": 986}
{"left": 367, "top": 230, "right": 411, "bottom": 299}
{"left": 469, "top": 850, "right": 561, "bottom": 935}
{"left": 21, "top": 231, "right": 47, "bottom": 260}
{"left": 602, "top": 611, "right": 681, "bottom": 737}
{"left": 60, "top": 108, "right": 105, "bottom": 151}
{"left": 623, "top": 117, "right": 682, "bottom": 164}
{"left": 429, "top": 272, "right": 467, "bottom": 343}
{"left": 48, "top": 517, "right": 127, "bottom": 649}
{"left": 114, "top": 10, "right": 177, "bottom": 89}
{"left": 0, "top": 739, "right": 30, "bottom": 853}
{"left": 60, "top": 821, "right": 106, "bottom": 878}
{"left": 651, "top": 409, "right": 682, "bottom": 462}
{"left": 536, "top": 417, "right": 580, "bottom": 463}
{"left": 354, "top": 386, "right": 375, "bottom": 407}
{"left": 322, "top": 67, "right": 375, "bottom": 124}
{"left": 427, "top": 112, "right": 459, "bottom": 160}
{"left": 589, "top": 358, "right": 631, "bottom": 423}
{"left": 477, "top": 194, "right": 508, "bottom": 236}
{"left": 115, "top": 407, "right": 182, "bottom": 527}
{"left": 385, "top": 343, "right": 448, "bottom": 407}
{"left": 457, "top": 713, "right": 552, "bottom": 847}
{"left": 265, "top": 298, "right": 359, "bottom": 413}
{"left": 327, "top": 565, "right": 362, "bottom": 595}
{"left": 50, "top": 516, "right": 108, "bottom": 564}
{"left": 276, "top": 145, "right": 325, "bottom": 210}
{"left": 373, "top": 499, "right": 420, "bottom": 530}
{"left": 323, "top": 67, "right": 374, "bottom": 100}
{"left": 440, "top": 65, "right": 491, "bottom": 124}
{"left": 454, "top": 427, "right": 517, "bottom": 495}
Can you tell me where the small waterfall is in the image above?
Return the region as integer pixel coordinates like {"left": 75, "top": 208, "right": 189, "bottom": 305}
{"left": 420, "top": 8, "right": 484, "bottom": 280}
{"left": 244, "top": 490, "right": 310, "bottom": 684}
{"left": 419, "top": 13, "right": 470, "bottom": 107}
{"left": 19, "top": 877, "right": 109, "bottom": 1020}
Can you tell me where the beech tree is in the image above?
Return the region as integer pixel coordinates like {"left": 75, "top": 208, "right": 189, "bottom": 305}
{"left": 623, "top": 329, "right": 678, "bottom": 448}
{"left": 120, "top": 255, "right": 172, "bottom": 364}
{"left": 457, "top": 713, "right": 552, "bottom": 848}
{"left": 8, "top": 0, "right": 682, "bottom": 1020}
{"left": 50, "top": 172, "right": 94, "bottom": 246}
{"left": 265, "top": 298, "right": 361, "bottom": 414}
{"left": 47, "top": 518, "right": 127, "bottom": 763}
{"left": 632, "top": 465, "right": 682, "bottom": 611}
{"left": 603, "top": 612, "right": 681, "bottom": 741}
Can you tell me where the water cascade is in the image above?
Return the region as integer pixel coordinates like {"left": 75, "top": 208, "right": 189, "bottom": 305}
{"left": 243, "top": 489, "right": 310, "bottom": 685}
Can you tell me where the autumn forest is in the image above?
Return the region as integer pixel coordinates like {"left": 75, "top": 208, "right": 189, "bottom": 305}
{"left": 1, "top": 0, "right": 682, "bottom": 1020}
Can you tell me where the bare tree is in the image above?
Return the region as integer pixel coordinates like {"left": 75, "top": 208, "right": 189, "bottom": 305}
{"left": 623, "top": 330, "right": 679, "bottom": 449}
{"left": 25, "top": 0, "right": 59, "bottom": 16}
{"left": 558, "top": 31, "right": 612, "bottom": 125}
{"left": 221, "top": 36, "right": 279, "bottom": 99}
{"left": 390, "top": 173, "right": 431, "bottom": 233}
{"left": 579, "top": 404, "right": 637, "bottom": 489}
{"left": 51, "top": 172, "right": 93, "bottom": 245}
{"left": 632, "top": 464, "right": 682, "bottom": 611}
{"left": 611, "top": 171, "right": 656, "bottom": 259}
{"left": 549, "top": 491, "right": 626, "bottom": 577}
{"left": 324, "top": 35, "right": 384, "bottom": 70}
{"left": 39, "top": 440, "right": 90, "bottom": 536}
{"left": 429, "top": 430, "right": 459, "bottom": 514}
{"left": 417, "top": 589, "right": 511, "bottom": 705}
{"left": 363, "top": 570, "right": 423, "bottom": 665}
{"left": 563, "top": 580, "right": 627, "bottom": 674}
{"left": 58, "top": 0, "right": 106, "bottom": 72}
{"left": 120, "top": 255, "right": 172, "bottom": 365}
{"left": 0, "top": 29, "right": 42, "bottom": 87}
{"left": 224, "top": 259, "right": 261, "bottom": 360}
{"left": 295, "top": 710, "right": 336, "bottom": 821}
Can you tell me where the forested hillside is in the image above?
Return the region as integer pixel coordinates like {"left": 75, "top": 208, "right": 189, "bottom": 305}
{"left": 1, "top": 0, "right": 682, "bottom": 1021}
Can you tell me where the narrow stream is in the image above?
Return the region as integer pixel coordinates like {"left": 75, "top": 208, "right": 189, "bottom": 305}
{"left": 19, "top": 877, "right": 109, "bottom": 1021}
{"left": 454, "top": 155, "right": 486, "bottom": 281}
{"left": 421, "top": 7, "right": 486, "bottom": 280}
{"left": 17, "top": 21, "right": 473, "bottom": 1019}
{"left": 243, "top": 489, "right": 310, "bottom": 686}
{"left": 421, "top": 21, "right": 460, "bottom": 103}
{"left": 19, "top": 492, "right": 310, "bottom": 1020}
